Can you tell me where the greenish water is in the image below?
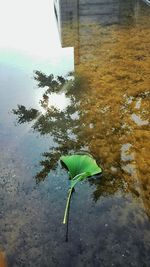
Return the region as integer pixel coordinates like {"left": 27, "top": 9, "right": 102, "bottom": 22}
{"left": 0, "top": 1, "right": 150, "bottom": 266}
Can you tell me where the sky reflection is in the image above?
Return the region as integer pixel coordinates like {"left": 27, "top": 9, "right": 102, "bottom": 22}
{"left": 0, "top": 0, "right": 74, "bottom": 74}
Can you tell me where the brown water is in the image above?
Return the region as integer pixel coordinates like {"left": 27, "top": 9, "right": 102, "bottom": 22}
{"left": 0, "top": 1, "right": 150, "bottom": 266}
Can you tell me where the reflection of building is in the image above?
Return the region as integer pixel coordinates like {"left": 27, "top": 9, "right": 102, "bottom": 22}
{"left": 54, "top": 0, "right": 138, "bottom": 45}
{"left": 54, "top": 0, "right": 79, "bottom": 47}
{"left": 54, "top": 0, "right": 142, "bottom": 65}
{"left": 54, "top": 1, "right": 150, "bottom": 218}
{"left": 54, "top": 0, "right": 149, "bottom": 65}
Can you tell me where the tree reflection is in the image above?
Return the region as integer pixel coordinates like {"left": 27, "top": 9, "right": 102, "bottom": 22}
{"left": 12, "top": 105, "right": 39, "bottom": 124}
{"left": 12, "top": 70, "right": 125, "bottom": 200}
{"left": 13, "top": 71, "right": 86, "bottom": 174}
{"left": 13, "top": 10, "right": 150, "bottom": 213}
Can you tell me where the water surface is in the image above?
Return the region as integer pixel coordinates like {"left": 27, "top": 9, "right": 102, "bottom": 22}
{"left": 0, "top": 0, "right": 150, "bottom": 266}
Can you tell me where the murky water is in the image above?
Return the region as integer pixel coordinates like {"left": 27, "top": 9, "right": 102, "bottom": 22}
{"left": 0, "top": 0, "right": 150, "bottom": 266}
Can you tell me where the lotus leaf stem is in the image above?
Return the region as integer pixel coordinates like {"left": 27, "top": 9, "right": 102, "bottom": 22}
{"left": 63, "top": 188, "right": 73, "bottom": 224}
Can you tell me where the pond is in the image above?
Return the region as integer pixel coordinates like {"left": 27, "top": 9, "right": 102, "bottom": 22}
{"left": 0, "top": 0, "right": 150, "bottom": 266}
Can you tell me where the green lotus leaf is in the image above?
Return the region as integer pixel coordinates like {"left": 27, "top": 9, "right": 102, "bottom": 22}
{"left": 60, "top": 154, "right": 102, "bottom": 224}
{"left": 60, "top": 154, "right": 102, "bottom": 180}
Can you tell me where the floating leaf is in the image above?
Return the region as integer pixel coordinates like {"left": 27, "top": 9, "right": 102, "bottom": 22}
{"left": 60, "top": 154, "right": 102, "bottom": 224}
